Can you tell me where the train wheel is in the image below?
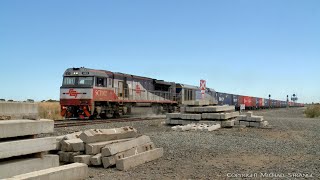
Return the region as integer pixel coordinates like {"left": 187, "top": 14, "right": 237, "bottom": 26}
{"left": 89, "top": 115, "right": 97, "bottom": 120}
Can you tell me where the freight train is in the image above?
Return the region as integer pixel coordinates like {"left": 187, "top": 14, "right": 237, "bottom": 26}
{"left": 216, "top": 92, "right": 304, "bottom": 110}
{"left": 60, "top": 67, "right": 304, "bottom": 119}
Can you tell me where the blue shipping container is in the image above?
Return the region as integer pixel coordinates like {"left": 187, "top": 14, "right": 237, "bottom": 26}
{"left": 232, "top": 94, "right": 239, "bottom": 107}
{"left": 217, "top": 92, "right": 233, "bottom": 105}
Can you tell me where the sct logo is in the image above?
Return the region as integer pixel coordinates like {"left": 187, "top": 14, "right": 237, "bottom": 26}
{"left": 66, "top": 89, "right": 81, "bottom": 98}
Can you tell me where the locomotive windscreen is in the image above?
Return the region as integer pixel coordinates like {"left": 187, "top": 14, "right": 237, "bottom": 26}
{"left": 62, "top": 76, "right": 94, "bottom": 87}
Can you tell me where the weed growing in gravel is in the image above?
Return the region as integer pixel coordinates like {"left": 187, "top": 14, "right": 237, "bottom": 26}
{"left": 304, "top": 105, "right": 320, "bottom": 118}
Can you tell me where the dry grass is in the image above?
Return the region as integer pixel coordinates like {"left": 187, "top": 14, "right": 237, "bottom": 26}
{"left": 38, "top": 102, "right": 63, "bottom": 120}
{"left": 304, "top": 105, "right": 320, "bottom": 118}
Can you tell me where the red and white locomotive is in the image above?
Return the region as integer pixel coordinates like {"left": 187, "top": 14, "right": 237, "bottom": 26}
{"left": 60, "top": 67, "right": 175, "bottom": 119}
{"left": 60, "top": 67, "right": 218, "bottom": 119}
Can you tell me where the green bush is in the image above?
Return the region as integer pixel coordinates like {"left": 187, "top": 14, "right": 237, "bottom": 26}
{"left": 305, "top": 105, "right": 320, "bottom": 118}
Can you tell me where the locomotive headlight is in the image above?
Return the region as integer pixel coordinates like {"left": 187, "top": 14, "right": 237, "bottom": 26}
{"left": 73, "top": 72, "right": 79, "bottom": 75}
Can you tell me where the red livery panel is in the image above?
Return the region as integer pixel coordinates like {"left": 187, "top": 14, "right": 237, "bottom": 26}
{"left": 93, "top": 89, "right": 118, "bottom": 101}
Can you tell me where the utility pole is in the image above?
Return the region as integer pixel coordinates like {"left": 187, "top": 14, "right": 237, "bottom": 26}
{"left": 269, "top": 94, "right": 271, "bottom": 109}
{"left": 286, "top": 95, "right": 289, "bottom": 108}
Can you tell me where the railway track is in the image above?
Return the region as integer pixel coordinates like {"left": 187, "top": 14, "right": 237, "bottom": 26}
{"left": 54, "top": 117, "right": 164, "bottom": 128}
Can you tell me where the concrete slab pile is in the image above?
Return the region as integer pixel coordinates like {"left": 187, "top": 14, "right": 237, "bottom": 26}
{"left": 166, "top": 105, "right": 238, "bottom": 128}
{"left": 55, "top": 126, "right": 163, "bottom": 171}
{"left": 0, "top": 119, "right": 88, "bottom": 179}
{"left": 0, "top": 120, "right": 57, "bottom": 179}
{"left": 236, "top": 111, "right": 269, "bottom": 128}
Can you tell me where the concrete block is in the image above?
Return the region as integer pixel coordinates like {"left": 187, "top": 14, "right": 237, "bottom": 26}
{"left": 0, "top": 137, "right": 56, "bottom": 159}
{"left": 0, "top": 155, "right": 59, "bottom": 179}
{"left": 221, "top": 120, "right": 235, "bottom": 128}
{"left": 171, "top": 126, "right": 178, "bottom": 131}
{"left": 169, "top": 119, "right": 181, "bottom": 125}
{"left": 74, "top": 155, "right": 92, "bottom": 165}
{"left": 165, "top": 118, "right": 171, "bottom": 124}
{"left": 180, "top": 114, "right": 202, "bottom": 120}
{"left": 232, "top": 111, "right": 240, "bottom": 116}
{"left": 80, "top": 127, "right": 138, "bottom": 143}
{"left": 59, "top": 151, "right": 72, "bottom": 162}
{"left": 185, "top": 106, "right": 234, "bottom": 113}
{"left": 185, "top": 107, "right": 195, "bottom": 112}
{"left": 220, "top": 111, "right": 239, "bottom": 120}
{"left": 8, "top": 163, "right": 88, "bottom": 180}
{"left": 69, "top": 152, "right": 82, "bottom": 163}
{"left": 90, "top": 153, "right": 102, "bottom": 166}
{"left": 246, "top": 111, "right": 253, "bottom": 117}
{"left": 55, "top": 135, "right": 65, "bottom": 150}
{"left": 260, "top": 121, "right": 269, "bottom": 127}
{"left": 61, "top": 139, "right": 84, "bottom": 152}
{"left": 102, "top": 142, "right": 155, "bottom": 168}
{"left": 247, "top": 116, "right": 264, "bottom": 122}
{"left": 0, "top": 102, "right": 38, "bottom": 120}
{"left": 204, "top": 124, "right": 221, "bottom": 131}
{"left": 234, "top": 125, "right": 246, "bottom": 129}
{"left": 220, "top": 113, "right": 231, "bottom": 120}
{"left": 176, "top": 124, "right": 193, "bottom": 131}
{"left": 58, "top": 151, "right": 63, "bottom": 161}
{"left": 58, "top": 151, "right": 82, "bottom": 163}
{"left": 199, "top": 120, "right": 221, "bottom": 125}
{"left": 234, "top": 120, "right": 240, "bottom": 125}
{"left": 85, "top": 138, "right": 134, "bottom": 155}
{"left": 179, "top": 106, "right": 186, "bottom": 113}
{"left": 166, "top": 113, "right": 181, "bottom": 119}
{"left": 240, "top": 121, "right": 250, "bottom": 127}
{"left": 116, "top": 148, "right": 164, "bottom": 171}
{"left": 190, "top": 124, "right": 198, "bottom": 131}
{"left": 236, "top": 115, "right": 247, "bottom": 121}
{"left": 203, "top": 105, "right": 235, "bottom": 112}
{"left": 101, "top": 135, "right": 151, "bottom": 157}
{"left": 249, "top": 121, "right": 260, "bottom": 127}
{"left": 102, "top": 156, "right": 117, "bottom": 168}
{"left": 180, "top": 120, "right": 197, "bottom": 125}
{"left": 63, "top": 132, "right": 82, "bottom": 140}
{"left": 197, "top": 124, "right": 208, "bottom": 131}
{"left": 202, "top": 113, "right": 221, "bottom": 120}
{"left": 0, "top": 119, "right": 53, "bottom": 139}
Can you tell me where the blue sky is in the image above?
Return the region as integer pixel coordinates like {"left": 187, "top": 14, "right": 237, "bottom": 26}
{"left": 1, "top": 0, "right": 319, "bottom": 103}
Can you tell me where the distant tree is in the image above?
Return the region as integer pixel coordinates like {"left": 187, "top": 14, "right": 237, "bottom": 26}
{"left": 47, "top": 99, "right": 58, "bottom": 102}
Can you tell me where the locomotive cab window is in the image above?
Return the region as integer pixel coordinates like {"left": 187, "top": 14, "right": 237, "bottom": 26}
{"left": 78, "top": 77, "right": 93, "bottom": 86}
{"left": 62, "top": 76, "right": 93, "bottom": 87}
{"left": 63, "top": 77, "right": 76, "bottom": 85}
{"left": 96, "top": 77, "right": 106, "bottom": 87}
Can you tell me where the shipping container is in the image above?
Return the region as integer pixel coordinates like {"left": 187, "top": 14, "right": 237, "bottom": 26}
{"left": 232, "top": 94, "right": 239, "bottom": 107}
{"left": 216, "top": 92, "right": 233, "bottom": 106}
{"left": 257, "top": 98, "right": 263, "bottom": 108}
{"left": 252, "top": 97, "right": 258, "bottom": 108}
{"left": 264, "top": 98, "right": 269, "bottom": 108}
{"left": 238, "top": 96, "right": 253, "bottom": 109}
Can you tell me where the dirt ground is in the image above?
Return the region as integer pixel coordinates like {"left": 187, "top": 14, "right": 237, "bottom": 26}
{"left": 54, "top": 107, "right": 320, "bottom": 179}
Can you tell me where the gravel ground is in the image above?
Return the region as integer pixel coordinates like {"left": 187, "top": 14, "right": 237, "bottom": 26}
{"left": 52, "top": 108, "right": 320, "bottom": 180}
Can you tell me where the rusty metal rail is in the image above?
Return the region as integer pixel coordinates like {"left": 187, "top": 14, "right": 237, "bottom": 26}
{"left": 54, "top": 117, "right": 163, "bottom": 128}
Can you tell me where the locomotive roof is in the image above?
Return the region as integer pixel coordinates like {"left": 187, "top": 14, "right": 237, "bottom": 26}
{"left": 64, "top": 67, "right": 160, "bottom": 81}
{"left": 177, "top": 83, "right": 216, "bottom": 92}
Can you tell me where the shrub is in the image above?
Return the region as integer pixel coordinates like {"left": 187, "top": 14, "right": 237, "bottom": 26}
{"left": 38, "top": 102, "right": 63, "bottom": 120}
{"left": 304, "top": 105, "right": 320, "bottom": 118}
